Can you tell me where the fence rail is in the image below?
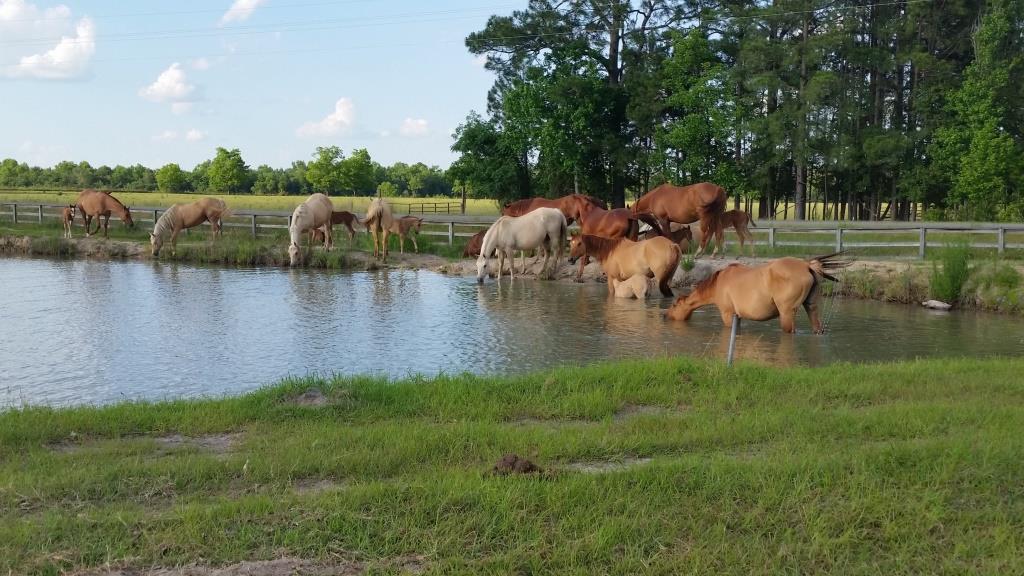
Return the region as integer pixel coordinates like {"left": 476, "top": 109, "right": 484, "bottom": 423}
{"left": 2, "top": 201, "right": 1022, "bottom": 255}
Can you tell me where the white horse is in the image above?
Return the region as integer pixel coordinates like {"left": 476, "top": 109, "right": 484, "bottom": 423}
{"left": 475, "top": 207, "right": 567, "bottom": 282}
{"left": 363, "top": 197, "right": 395, "bottom": 260}
{"left": 288, "top": 193, "right": 334, "bottom": 266}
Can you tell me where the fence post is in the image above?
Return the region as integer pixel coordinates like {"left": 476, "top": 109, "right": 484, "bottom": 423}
{"left": 768, "top": 227, "right": 776, "bottom": 248}
{"left": 153, "top": 209, "right": 159, "bottom": 224}
{"left": 250, "top": 214, "right": 258, "bottom": 238}
{"left": 448, "top": 222, "right": 455, "bottom": 245}
{"left": 918, "top": 227, "right": 926, "bottom": 259}
{"left": 997, "top": 228, "right": 1005, "bottom": 254}
{"left": 12, "top": 203, "right": 17, "bottom": 223}
{"left": 37, "top": 205, "right": 43, "bottom": 223}
{"left": 835, "top": 227, "right": 843, "bottom": 252}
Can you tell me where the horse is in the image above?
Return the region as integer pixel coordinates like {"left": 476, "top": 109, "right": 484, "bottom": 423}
{"left": 632, "top": 182, "right": 727, "bottom": 258}
{"left": 61, "top": 205, "right": 75, "bottom": 239}
{"left": 387, "top": 216, "right": 423, "bottom": 254}
{"left": 288, "top": 193, "right": 335, "bottom": 266}
{"left": 568, "top": 194, "right": 665, "bottom": 281}
{"left": 610, "top": 275, "right": 651, "bottom": 299}
{"left": 568, "top": 234, "right": 681, "bottom": 297}
{"left": 363, "top": 197, "right": 395, "bottom": 260}
{"left": 310, "top": 210, "right": 359, "bottom": 245}
{"left": 664, "top": 253, "right": 849, "bottom": 334}
{"left": 643, "top": 222, "right": 692, "bottom": 252}
{"left": 721, "top": 209, "right": 756, "bottom": 256}
{"left": 75, "top": 189, "right": 134, "bottom": 238}
{"left": 476, "top": 207, "right": 567, "bottom": 282}
{"left": 462, "top": 230, "right": 487, "bottom": 258}
{"left": 150, "top": 197, "right": 230, "bottom": 257}
{"left": 502, "top": 194, "right": 606, "bottom": 226}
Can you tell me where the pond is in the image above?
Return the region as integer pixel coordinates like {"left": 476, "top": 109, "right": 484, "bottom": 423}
{"left": 1, "top": 257, "right": 1021, "bottom": 407}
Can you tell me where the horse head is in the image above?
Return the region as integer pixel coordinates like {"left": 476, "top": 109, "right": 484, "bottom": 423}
{"left": 122, "top": 206, "right": 135, "bottom": 228}
{"left": 288, "top": 241, "right": 301, "bottom": 267}
{"left": 150, "top": 230, "right": 163, "bottom": 256}
{"left": 664, "top": 293, "right": 698, "bottom": 321}
{"left": 567, "top": 233, "right": 585, "bottom": 264}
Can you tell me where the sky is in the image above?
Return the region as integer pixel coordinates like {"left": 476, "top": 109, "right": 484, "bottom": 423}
{"left": 0, "top": 0, "right": 509, "bottom": 170}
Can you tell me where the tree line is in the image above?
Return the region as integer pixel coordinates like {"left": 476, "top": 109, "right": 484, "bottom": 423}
{"left": 0, "top": 146, "right": 455, "bottom": 198}
{"left": 450, "top": 0, "right": 1024, "bottom": 221}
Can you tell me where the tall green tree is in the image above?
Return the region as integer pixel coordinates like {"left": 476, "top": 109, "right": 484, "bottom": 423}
{"left": 155, "top": 163, "right": 189, "bottom": 193}
{"left": 207, "top": 148, "right": 250, "bottom": 194}
{"left": 305, "top": 146, "right": 344, "bottom": 194}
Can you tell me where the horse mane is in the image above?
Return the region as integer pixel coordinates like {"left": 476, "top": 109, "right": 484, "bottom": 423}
{"left": 153, "top": 205, "right": 178, "bottom": 240}
{"left": 365, "top": 197, "right": 392, "bottom": 228}
{"left": 580, "top": 235, "right": 625, "bottom": 262}
{"left": 502, "top": 198, "right": 533, "bottom": 216}
{"left": 574, "top": 194, "right": 607, "bottom": 210}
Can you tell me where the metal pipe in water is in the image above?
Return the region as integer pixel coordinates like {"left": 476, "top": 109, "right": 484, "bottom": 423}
{"left": 727, "top": 314, "right": 740, "bottom": 366}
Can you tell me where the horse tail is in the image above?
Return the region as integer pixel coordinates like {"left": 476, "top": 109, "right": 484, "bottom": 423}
{"left": 807, "top": 251, "right": 850, "bottom": 283}
{"left": 635, "top": 211, "right": 664, "bottom": 237}
{"left": 699, "top": 185, "right": 728, "bottom": 238}
{"left": 747, "top": 211, "right": 756, "bottom": 228}
{"left": 660, "top": 243, "right": 682, "bottom": 297}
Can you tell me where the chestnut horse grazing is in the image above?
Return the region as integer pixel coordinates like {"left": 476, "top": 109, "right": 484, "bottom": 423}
{"left": 632, "top": 182, "right": 727, "bottom": 257}
{"left": 462, "top": 230, "right": 487, "bottom": 257}
{"left": 288, "top": 193, "right": 335, "bottom": 266}
{"left": 75, "top": 189, "right": 134, "bottom": 238}
{"left": 61, "top": 205, "right": 75, "bottom": 239}
{"left": 151, "top": 197, "right": 230, "bottom": 256}
{"left": 476, "top": 207, "right": 567, "bottom": 282}
{"left": 568, "top": 234, "right": 681, "bottom": 297}
{"left": 665, "top": 253, "right": 848, "bottom": 333}
{"left": 722, "top": 209, "right": 756, "bottom": 256}
{"left": 363, "top": 197, "right": 395, "bottom": 260}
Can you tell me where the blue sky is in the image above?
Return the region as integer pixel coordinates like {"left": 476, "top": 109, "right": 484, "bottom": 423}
{"left": 0, "top": 0, "right": 508, "bottom": 169}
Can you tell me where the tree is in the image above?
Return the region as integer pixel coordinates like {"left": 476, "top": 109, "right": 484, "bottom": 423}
{"left": 450, "top": 112, "right": 529, "bottom": 205}
{"left": 155, "top": 163, "right": 189, "bottom": 193}
{"left": 377, "top": 181, "right": 398, "bottom": 197}
{"left": 305, "top": 146, "right": 344, "bottom": 194}
{"left": 338, "top": 148, "right": 376, "bottom": 195}
{"left": 207, "top": 148, "right": 250, "bottom": 194}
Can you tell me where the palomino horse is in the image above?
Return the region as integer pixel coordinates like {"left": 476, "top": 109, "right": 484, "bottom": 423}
{"left": 150, "top": 197, "right": 230, "bottom": 256}
{"left": 664, "top": 253, "right": 848, "bottom": 333}
{"left": 502, "top": 194, "right": 606, "bottom": 225}
{"left": 363, "top": 197, "right": 395, "bottom": 260}
{"left": 476, "top": 207, "right": 567, "bottom": 282}
{"left": 632, "top": 182, "right": 727, "bottom": 257}
{"left": 288, "top": 193, "right": 335, "bottom": 266}
{"left": 610, "top": 275, "right": 651, "bottom": 299}
{"left": 311, "top": 210, "right": 359, "bottom": 244}
{"left": 75, "top": 189, "right": 134, "bottom": 238}
{"left": 462, "top": 230, "right": 487, "bottom": 257}
{"left": 568, "top": 194, "right": 665, "bottom": 281}
{"left": 61, "top": 205, "right": 75, "bottom": 239}
{"left": 722, "top": 209, "right": 756, "bottom": 256}
{"left": 568, "top": 234, "right": 681, "bottom": 297}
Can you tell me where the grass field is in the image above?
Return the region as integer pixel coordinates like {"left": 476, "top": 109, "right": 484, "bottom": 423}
{"left": 2, "top": 356, "right": 1023, "bottom": 574}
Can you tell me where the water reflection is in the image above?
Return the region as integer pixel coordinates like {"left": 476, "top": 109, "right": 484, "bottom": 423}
{"left": 1, "top": 257, "right": 1022, "bottom": 407}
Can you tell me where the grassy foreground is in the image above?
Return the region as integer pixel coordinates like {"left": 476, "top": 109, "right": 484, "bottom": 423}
{"left": 2, "top": 357, "right": 1023, "bottom": 574}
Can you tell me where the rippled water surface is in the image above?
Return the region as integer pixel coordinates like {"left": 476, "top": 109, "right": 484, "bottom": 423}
{"left": 2, "top": 257, "right": 1022, "bottom": 407}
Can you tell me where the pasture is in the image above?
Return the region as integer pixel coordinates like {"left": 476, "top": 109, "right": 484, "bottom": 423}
{"left": 2, "top": 356, "right": 1022, "bottom": 574}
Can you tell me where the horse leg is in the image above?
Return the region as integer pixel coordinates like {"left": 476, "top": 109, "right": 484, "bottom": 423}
{"left": 715, "top": 226, "right": 725, "bottom": 259}
{"left": 102, "top": 214, "right": 110, "bottom": 238}
{"left": 496, "top": 251, "right": 504, "bottom": 281}
{"left": 658, "top": 273, "right": 674, "bottom": 297}
{"left": 778, "top": 309, "right": 797, "bottom": 334}
{"left": 382, "top": 230, "right": 389, "bottom": 260}
{"left": 804, "top": 279, "right": 824, "bottom": 334}
{"left": 412, "top": 233, "right": 418, "bottom": 253}
{"left": 574, "top": 253, "right": 586, "bottom": 283}
{"left": 371, "top": 229, "right": 378, "bottom": 258}
{"left": 325, "top": 225, "right": 333, "bottom": 251}
{"left": 399, "top": 233, "right": 405, "bottom": 254}
{"left": 169, "top": 227, "right": 181, "bottom": 255}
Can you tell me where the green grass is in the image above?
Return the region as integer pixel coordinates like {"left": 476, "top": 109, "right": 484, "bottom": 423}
{"left": 2, "top": 357, "right": 1023, "bottom": 574}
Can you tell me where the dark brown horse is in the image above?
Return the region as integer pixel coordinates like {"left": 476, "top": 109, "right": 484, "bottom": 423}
{"left": 311, "top": 210, "right": 359, "bottom": 244}
{"left": 643, "top": 222, "right": 692, "bottom": 252}
{"left": 568, "top": 195, "right": 665, "bottom": 281}
{"left": 462, "top": 230, "right": 487, "bottom": 257}
{"left": 75, "top": 189, "right": 134, "bottom": 238}
{"left": 632, "top": 182, "right": 727, "bottom": 257}
{"left": 502, "top": 194, "right": 606, "bottom": 225}
{"left": 722, "top": 209, "right": 756, "bottom": 256}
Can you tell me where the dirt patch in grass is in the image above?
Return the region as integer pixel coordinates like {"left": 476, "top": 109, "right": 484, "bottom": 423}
{"left": 154, "top": 433, "right": 242, "bottom": 455}
{"left": 75, "top": 557, "right": 364, "bottom": 575}
{"left": 562, "top": 457, "right": 653, "bottom": 474}
{"left": 293, "top": 478, "right": 346, "bottom": 495}
{"left": 490, "top": 453, "right": 543, "bottom": 476}
{"left": 291, "top": 388, "right": 329, "bottom": 406}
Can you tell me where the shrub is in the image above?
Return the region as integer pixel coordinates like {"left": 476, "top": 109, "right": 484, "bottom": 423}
{"left": 929, "top": 242, "right": 972, "bottom": 303}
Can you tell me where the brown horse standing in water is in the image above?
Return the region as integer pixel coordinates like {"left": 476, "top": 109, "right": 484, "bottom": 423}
{"left": 75, "top": 189, "right": 134, "bottom": 238}
{"left": 150, "top": 197, "right": 230, "bottom": 256}
{"left": 568, "top": 234, "right": 681, "bottom": 297}
{"left": 632, "top": 182, "right": 726, "bottom": 257}
{"left": 665, "top": 254, "right": 848, "bottom": 333}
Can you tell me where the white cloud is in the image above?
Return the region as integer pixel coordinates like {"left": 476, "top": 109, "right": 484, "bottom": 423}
{"left": 2, "top": 1, "right": 96, "bottom": 80}
{"left": 185, "top": 128, "right": 206, "bottom": 142}
{"left": 152, "top": 130, "right": 178, "bottom": 141}
{"left": 171, "top": 102, "right": 193, "bottom": 115}
{"left": 190, "top": 57, "right": 211, "bottom": 71}
{"left": 140, "top": 63, "right": 194, "bottom": 102}
{"left": 220, "top": 0, "right": 266, "bottom": 25}
{"left": 400, "top": 118, "right": 429, "bottom": 137}
{"left": 296, "top": 97, "right": 354, "bottom": 138}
